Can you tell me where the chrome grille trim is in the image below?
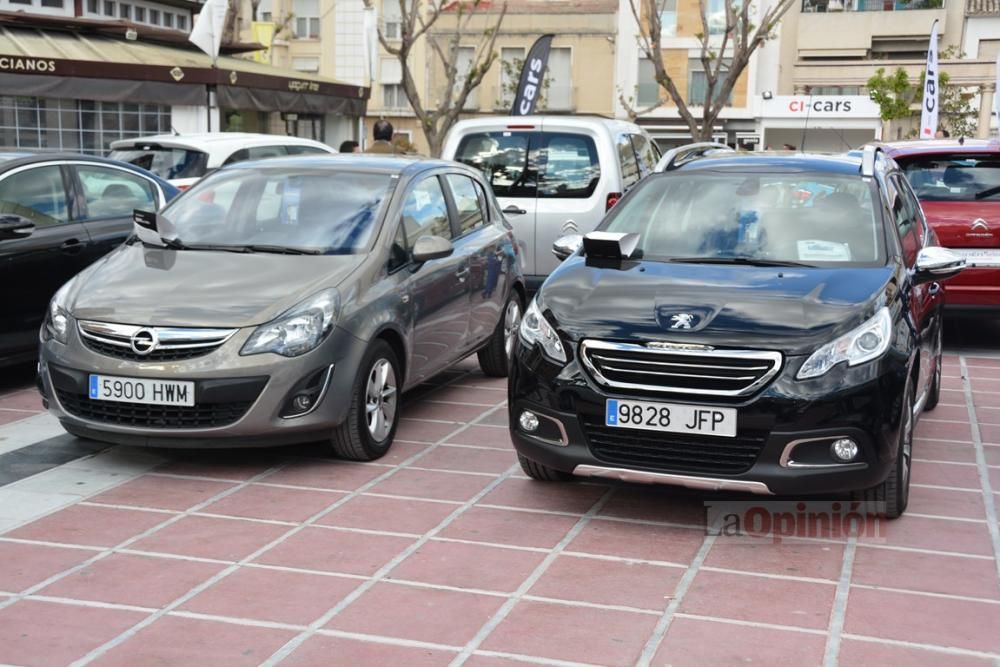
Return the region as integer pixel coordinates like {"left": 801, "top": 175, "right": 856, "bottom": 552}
{"left": 580, "top": 340, "right": 783, "bottom": 397}
{"left": 78, "top": 320, "right": 238, "bottom": 360}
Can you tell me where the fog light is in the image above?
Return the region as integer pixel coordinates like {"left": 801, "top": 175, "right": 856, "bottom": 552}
{"left": 830, "top": 438, "right": 859, "bottom": 462}
{"left": 292, "top": 394, "right": 313, "bottom": 413}
{"left": 519, "top": 410, "right": 539, "bottom": 432}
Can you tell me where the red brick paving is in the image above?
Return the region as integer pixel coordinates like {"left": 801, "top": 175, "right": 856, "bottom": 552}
{"left": 1, "top": 358, "right": 999, "bottom": 665}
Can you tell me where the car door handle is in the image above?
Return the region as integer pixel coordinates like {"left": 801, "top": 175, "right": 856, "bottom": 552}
{"left": 502, "top": 205, "right": 527, "bottom": 216}
{"left": 60, "top": 238, "right": 85, "bottom": 254}
{"left": 928, "top": 282, "right": 942, "bottom": 297}
{"left": 456, "top": 266, "right": 471, "bottom": 283}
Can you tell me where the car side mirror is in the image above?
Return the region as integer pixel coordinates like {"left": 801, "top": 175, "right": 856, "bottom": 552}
{"left": 552, "top": 234, "right": 583, "bottom": 261}
{"left": 914, "top": 246, "right": 965, "bottom": 284}
{"left": 411, "top": 235, "right": 454, "bottom": 263}
{"left": 0, "top": 214, "right": 35, "bottom": 240}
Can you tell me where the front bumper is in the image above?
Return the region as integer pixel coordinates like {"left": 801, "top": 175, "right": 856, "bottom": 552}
{"left": 509, "top": 341, "right": 909, "bottom": 497}
{"left": 38, "top": 321, "right": 369, "bottom": 448}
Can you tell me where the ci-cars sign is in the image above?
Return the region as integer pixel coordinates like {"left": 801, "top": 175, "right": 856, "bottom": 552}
{"left": 762, "top": 96, "right": 881, "bottom": 119}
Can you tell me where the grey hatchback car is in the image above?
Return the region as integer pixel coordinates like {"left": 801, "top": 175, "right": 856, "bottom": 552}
{"left": 37, "top": 155, "right": 524, "bottom": 460}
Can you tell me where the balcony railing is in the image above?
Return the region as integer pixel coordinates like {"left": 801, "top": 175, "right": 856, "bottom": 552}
{"left": 966, "top": 0, "right": 999, "bottom": 14}
{"left": 802, "top": 0, "right": 943, "bottom": 11}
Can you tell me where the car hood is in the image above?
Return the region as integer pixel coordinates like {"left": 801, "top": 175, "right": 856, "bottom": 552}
{"left": 540, "top": 258, "right": 896, "bottom": 356}
{"left": 68, "top": 244, "right": 365, "bottom": 328}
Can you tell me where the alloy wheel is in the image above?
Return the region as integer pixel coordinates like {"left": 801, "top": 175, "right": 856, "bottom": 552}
{"left": 365, "top": 358, "right": 397, "bottom": 442}
{"left": 504, "top": 300, "right": 522, "bottom": 358}
{"left": 901, "top": 392, "right": 914, "bottom": 493}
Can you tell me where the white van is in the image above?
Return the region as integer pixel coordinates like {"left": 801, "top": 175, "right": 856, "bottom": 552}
{"left": 442, "top": 116, "right": 660, "bottom": 290}
{"left": 109, "top": 133, "right": 335, "bottom": 191}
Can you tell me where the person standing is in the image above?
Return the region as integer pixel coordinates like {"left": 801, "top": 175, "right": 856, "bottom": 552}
{"left": 339, "top": 140, "right": 360, "bottom": 153}
{"left": 367, "top": 119, "right": 397, "bottom": 154}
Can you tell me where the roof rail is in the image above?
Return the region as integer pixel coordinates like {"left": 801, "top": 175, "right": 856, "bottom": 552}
{"left": 861, "top": 143, "right": 885, "bottom": 179}
{"left": 654, "top": 142, "right": 734, "bottom": 173}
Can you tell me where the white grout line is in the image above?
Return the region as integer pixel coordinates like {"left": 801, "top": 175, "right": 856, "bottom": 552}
{"left": 849, "top": 583, "right": 1000, "bottom": 605}
{"left": 839, "top": 632, "right": 1000, "bottom": 660}
{"left": 674, "top": 612, "right": 828, "bottom": 636}
{"left": 469, "top": 650, "right": 601, "bottom": 667}
{"left": 822, "top": 536, "right": 857, "bottom": 667}
{"left": 634, "top": 535, "right": 716, "bottom": 667}
{"left": 448, "top": 487, "right": 618, "bottom": 667}
{"left": 959, "top": 356, "right": 1000, "bottom": 585}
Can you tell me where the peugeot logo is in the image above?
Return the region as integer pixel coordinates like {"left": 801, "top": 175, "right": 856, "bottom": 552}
{"left": 971, "top": 219, "right": 990, "bottom": 231}
{"left": 130, "top": 328, "right": 158, "bottom": 355}
{"left": 669, "top": 313, "right": 697, "bottom": 330}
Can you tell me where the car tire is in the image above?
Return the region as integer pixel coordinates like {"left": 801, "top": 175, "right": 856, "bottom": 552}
{"left": 854, "top": 382, "right": 914, "bottom": 519}
{"left": 518, "top": 454, "right": 573, "bottom": 481}
{"left": 330, "top": 340, "right": 400, "bottom": 462}
{"left": 477, "top": 291, "right": 524, "bottom": 378}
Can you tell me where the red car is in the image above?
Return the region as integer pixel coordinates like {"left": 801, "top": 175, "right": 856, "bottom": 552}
{"left": 881, "top": 140, "right": 1000, "bottom": 314}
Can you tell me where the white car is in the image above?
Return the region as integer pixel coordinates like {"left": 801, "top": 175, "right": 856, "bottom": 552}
{"left": 442, "top": 116, "right": 660, "bottom": 290}
{"left": 109, "top": 133, "right": 335, "bottom": 190}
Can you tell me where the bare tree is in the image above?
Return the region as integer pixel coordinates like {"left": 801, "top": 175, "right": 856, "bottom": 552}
{"left": 626, "top": 0, "right": 795, "bottom": 141}
{"left": 366, "top": 0, "right": 508, "bottom": 157}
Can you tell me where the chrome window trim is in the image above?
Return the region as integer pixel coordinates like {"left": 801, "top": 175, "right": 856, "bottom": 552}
{"left": 580, "top": 340, "right": 783, "bottom": 397}
{"left": 573, "top": 464, "right": 773, "bottom": 495}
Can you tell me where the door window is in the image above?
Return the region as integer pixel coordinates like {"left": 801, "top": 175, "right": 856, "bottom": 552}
{"left": 285, "top": 145, "right": 330, "bottom": 155}
{"left": 400, "top": 176, "right": 452, "bottom": 247}
{"left": 452, "top": 131, "right": 537, "bottom": 198}
{"left": 630, "top": 133, "right": 659, "bottom": 177}
{"left": 77, "top": 165, "right": 157, "bottom": 220}
{"left": 0, "top": 166, "right": 69, "bottom": 226}
{"left": 538, "top": 132, "right": 600, "bottom": 199}
{"left": 248, "top": 145, "right": 289, "bottom": 160}
{"left": 895, "top": 175, "right": 927, "bottom": 246}
{"left": 617, "top": 133, "right": 641, "bottom": 190}
{"left": 888, "top": 176, "right": 920, "bottom": 265}
{"left": 446, "top": 174, "right": 488, "bottom": 235}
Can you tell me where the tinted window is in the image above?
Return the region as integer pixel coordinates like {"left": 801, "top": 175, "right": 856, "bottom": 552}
{"left": 447, "top": 174, "right": 488, "bottom": 235}
{"left": 900, "top": 155, "right": 1000, "bottom": 202}
{"left": 0, "top": 166, "right": 68, "bottom": 226}
{"left": 453, "top": 131, "right": 536, "bottom": 198}
{"left": 248, "top": 145, "right": 288, "bottom": 160}
{"left": 538, "top": 133, "right": 600, "bottom": 199}
{"left": 285, "top": 145, "right": 330, "bottom": 156}
{"left": 223, "top": 149, "right": 249, "bottom": 166}
{"left": 630, "top": 133, "right": 659, "bottom": 177}
{"left": 77, "top": 165, "right": 157, "bottom": 220}
{"left": 400, "top": 176, "right": 452, "bottom": 247}
{"left": 109, "top": 148, "right": 208, "bottom": 180}
{"left": 604, "top": 172, "right": 883, "bottom": 266}
{"left": 617, "top": 134, "right": 641, "bottom": 190}
{"left": 162, "top": 169, "right": 393, "bottom": 254}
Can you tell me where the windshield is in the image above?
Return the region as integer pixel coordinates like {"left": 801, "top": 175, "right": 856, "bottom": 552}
{"left": 900, "top": 155, "right": 1000, "bottom": 202}
{"left": 160, "top": 168, "right": 394, "bottom": 254}
{"left": 110, "top": 147, "right": 209, "bottom": 181}
{"left": 602, "top": 171, "right": 884, "bottom": 267}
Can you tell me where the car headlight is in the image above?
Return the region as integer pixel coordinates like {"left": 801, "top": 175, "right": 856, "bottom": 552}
{"left": 45, "top": 283, "right": 72, "bottom": 344}
{"left": 797, "top": 307, "right": 892, "bottom": 380}
{"left": 241, "top": 289, "right": 341, "bottom": 357}
{"left": 519, "top": 299, "right": 566, "bottom": 363}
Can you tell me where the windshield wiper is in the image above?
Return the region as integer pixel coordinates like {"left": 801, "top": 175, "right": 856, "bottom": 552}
{"left": 668, "top": 256, "right": 812, "bottom": 268}
{"left": 160, "top": 236, "right": 189, "bottom": 250}
{"left": 241, "top": 245, "right": 322, "bottom": 255}
{"left": 974, "top": 185, "right": 1000, "bottom": 200}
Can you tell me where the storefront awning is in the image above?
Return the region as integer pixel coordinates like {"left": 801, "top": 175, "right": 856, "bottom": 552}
{"left": 0, "top": 17, "right": 368, "bottom": 116}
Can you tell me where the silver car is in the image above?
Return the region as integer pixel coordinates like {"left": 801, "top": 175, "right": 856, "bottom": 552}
{"left": 37, "top": 155, "right": 524, "bottom": 460}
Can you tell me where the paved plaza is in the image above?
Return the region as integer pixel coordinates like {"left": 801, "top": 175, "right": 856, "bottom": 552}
{"left": 0, "top": 323, "right": 998, "bottom": 666}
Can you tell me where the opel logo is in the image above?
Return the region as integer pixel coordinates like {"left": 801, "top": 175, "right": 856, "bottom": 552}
{"left": 130, "top": 328, "right": 158, "bottom": 355}
{"left": 971, "top": 219, "right": 989, "bottom": 231}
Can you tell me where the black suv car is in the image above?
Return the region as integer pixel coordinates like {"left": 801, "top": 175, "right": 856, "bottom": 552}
{"left": 508, "top": 145, "right": 965, "bottom": 518}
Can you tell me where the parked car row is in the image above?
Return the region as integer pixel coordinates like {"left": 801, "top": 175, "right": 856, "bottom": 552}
{"left": 2, "top": 126, "right": 996, "bottom": 520}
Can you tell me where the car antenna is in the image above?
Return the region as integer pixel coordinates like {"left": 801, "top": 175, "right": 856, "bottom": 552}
{"left": 170, "top": 126, "right": 180, "bottom": 136}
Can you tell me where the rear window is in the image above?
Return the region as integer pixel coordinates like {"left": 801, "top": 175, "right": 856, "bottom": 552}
{"left": 109, "top": 147, "right": 208, "bottom": 181}
{"left": 453, "top": 131, "right": 601, "bottom": 199}
{"left": 900, "top": 155, "right": 1000, "bottom": 202}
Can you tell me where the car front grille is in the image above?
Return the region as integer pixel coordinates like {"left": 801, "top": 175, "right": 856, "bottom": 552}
{"left": 582, "top": 417, "right": 767, "bottom": 475}
{"left": 580, "top": 340, "right": 782, "bottom": 397}
{"left": 77, "top": 320, "right": 237, "bottom": 363}
{"left": 55, "top": 389, "right": 253, "bottom": 429}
